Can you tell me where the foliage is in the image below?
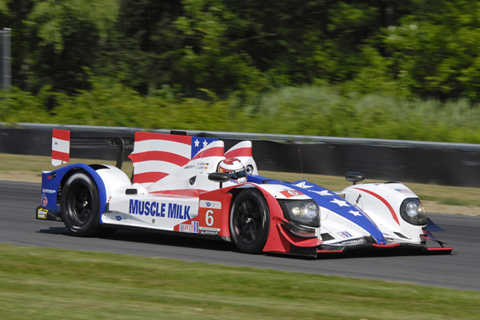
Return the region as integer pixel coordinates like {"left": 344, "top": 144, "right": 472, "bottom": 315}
{"left": 4, "top": 82, "right": 480, "bottom": 144}
{"left": 2, "top": 0, "right": 480, "bottom": 143}
{"left": 383, "top": 0, "right": 480, "bottom": 101}
{"left": 24, "top": 0, "right": 120, "bottom": 95}
{"left": 0, "top": 87, "right": 50, "bottom": 123}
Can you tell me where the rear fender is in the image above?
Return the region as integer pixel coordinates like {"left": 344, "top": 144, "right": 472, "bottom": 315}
{"left": 40, "top": 164, "right": 108, "bottom": 219}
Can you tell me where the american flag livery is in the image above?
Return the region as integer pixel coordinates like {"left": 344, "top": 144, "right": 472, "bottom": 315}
{"left": 128, "top": 132, "right": 221, "bottom": 185}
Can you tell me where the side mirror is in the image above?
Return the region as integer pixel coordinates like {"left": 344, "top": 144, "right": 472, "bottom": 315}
{"left": 345, "top": 172, "right": 365, "bottom": 185}
{"left": 208, "top": 172, "right": 231, "bottom": 188}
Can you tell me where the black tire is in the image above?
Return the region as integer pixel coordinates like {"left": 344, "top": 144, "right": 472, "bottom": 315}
{"left": 229, "top": 189, "right": 270, "bottom": 253}
{"left": 61, "top": 171, "right": 101, "bottom": 237}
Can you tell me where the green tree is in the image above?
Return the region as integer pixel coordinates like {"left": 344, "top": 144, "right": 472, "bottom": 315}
{"left": 383, "top": 0, "right": 480, "bottom": 101}
{"left": 24, "top": 0, "right": 119, "bottom": 98}
{"left": 94, "top": 0, "right": 186, "bottom": 95}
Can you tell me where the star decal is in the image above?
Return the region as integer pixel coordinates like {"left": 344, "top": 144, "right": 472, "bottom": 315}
{"left": 194, "top": 139, "right": 200, "bottom": 147}
{"left": 330, "top": 198, "right": 350, "bottom": 207}
{"left": 348, "top": 210, "right": 362, "bottom": 217}
{"left": 202, "top": 140, "right": 208, "bottom": 148}
{"left": 311, "top": 190, "right": 333, "bottom": 196}
{"left": 293, "top": 182, "right": 313, "bottom": 189}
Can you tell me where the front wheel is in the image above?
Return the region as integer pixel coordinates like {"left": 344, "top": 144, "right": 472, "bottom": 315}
{"left": 61, "top": 171, "right": 101, "bottom": 237}
{"left": 229, "top": 189, "right": 270, "bottom": 253}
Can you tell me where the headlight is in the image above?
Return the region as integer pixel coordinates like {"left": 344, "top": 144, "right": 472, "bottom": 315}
{"left": 279, "top": 200, "right": 320, "bottom": 228}
{"left": 400, "top": 198, "right": 427, "bottom": 225}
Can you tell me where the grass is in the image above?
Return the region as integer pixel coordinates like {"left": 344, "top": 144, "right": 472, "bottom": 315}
{"left": 1, "top": 243, "right": 479, "bottom": 320}
{"left": 0, "top": 153, "right": 132, "bottom": 174}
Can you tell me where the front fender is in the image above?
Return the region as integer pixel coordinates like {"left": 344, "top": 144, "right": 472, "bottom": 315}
{"left": 253, "top": 185, "right": 322, "bottom": 256}
{"left": 342, "top": 182, "right": 425, "bottom": 241}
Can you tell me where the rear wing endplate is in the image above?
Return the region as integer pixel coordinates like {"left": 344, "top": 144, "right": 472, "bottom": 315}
{"left": 50, "top": 129, "right": 130, "bottom": 169}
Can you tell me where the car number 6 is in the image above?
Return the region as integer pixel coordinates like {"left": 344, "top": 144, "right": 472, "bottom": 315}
{"left": 206, "top": 210, "right": 214, "bottom": 226}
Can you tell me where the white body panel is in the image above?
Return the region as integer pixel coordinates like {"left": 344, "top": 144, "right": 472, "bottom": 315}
{"left": 103, "top": 194, "right": 199, "bottom": 231}
{"left": 324, "top": 182, "right": 425, "bottom": 247}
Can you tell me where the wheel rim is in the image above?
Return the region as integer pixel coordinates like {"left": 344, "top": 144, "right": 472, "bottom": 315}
{"left": 66, "top": 181, "right": 93, "bottom": 226}
{"left": 233, "top": 198, "right": 264, "bottom": 245}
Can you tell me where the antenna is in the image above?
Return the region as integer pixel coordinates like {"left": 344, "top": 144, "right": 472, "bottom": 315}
{"left": 298, "top": 148, "right": 303, "bottom": 174}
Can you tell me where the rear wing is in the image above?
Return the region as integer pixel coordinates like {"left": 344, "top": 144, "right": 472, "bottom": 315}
{"left": 50, "top": 129, "right": 131, "bottom": 169}
{"left": 50, "top": 129, "right": 258, "bottom": 182}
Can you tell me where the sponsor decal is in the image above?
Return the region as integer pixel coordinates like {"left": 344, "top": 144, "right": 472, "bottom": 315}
{"left": 338, "top": 238, "right": 365, "bottom": 245}
{"left": 41, "top": 194, "right": 48, "bottom": 206}
{"left": 338, "top": 231, "right": 353, "bottom": 239}
{"left": 280, "top": 190, "right": 304, "bottom": 198}
{"left": 116, "top": 216, "right": 122, "bottom": 221}
{"left": 200, "top": 200, "right": 222, "bottom": 209}
{"left": 128, "top": 200, "right": 191, "bottom": 220}
{"left": 199, "top": 227, "right": 220, "bottom": 236}
{"left": 179, "top": 221, "right": 200, "bottom": 234}
{"left": 37, "top": 208, "right": 48, "bottom": 219}
{"left": 42, "top": 188, "right": 56, "bottom": 194}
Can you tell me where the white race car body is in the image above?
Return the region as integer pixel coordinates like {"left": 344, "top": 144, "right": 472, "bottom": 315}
{"left": 36, "top": 131, "right": 452, "bottom": 256}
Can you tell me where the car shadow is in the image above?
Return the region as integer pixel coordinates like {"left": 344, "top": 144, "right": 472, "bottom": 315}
{"left": 37, "top": 227, "right": 452, "bottom": 259}
{"left": 38, "top": 226, "right": 234, "bottom": 253}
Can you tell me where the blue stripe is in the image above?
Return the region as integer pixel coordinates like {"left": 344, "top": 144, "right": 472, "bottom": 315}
{"left": 247, "top": 175, "right": 385, "bottom": 244}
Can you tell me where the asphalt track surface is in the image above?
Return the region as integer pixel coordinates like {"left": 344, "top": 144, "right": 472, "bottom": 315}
{"left": 2, "top": 180, "right": 479, "bottom": 292}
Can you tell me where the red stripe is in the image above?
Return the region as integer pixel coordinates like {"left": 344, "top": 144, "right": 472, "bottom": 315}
{"left": 134, "top": 132, "right": 192, "bottom": 145}
{"left": 354, "top": 188, "right": 400, "bottom": 225}
{"left": 51, "top": 150, "right": 69, "bottom": 162}
{"left": 225, "top": 147, "right": 252, "bottom": 158}
{"left": 317, "top": 249, "right": 345, "bottom": 253}
{"left": 427, "top": 247, "right": 453, "bottom": 251}
{"left": 52, "top": 129, "right": 70, "bottom": 141}
{"left": 372, "top": 243, "right": 401, "bottom": 248}
{"left": 132, "top": 172, "right": 169, "bottom": 184}
{"left": 192, "top": 146, "right": 224, "bottom": 160}
{"left": 150, "top": 189, "right": 205, "bottom": 197}
{"left": 129, "top": 151, "right": 189, "bottom": 166}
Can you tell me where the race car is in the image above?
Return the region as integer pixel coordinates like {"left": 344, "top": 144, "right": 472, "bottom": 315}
{"left": 36, "top": 129, "right": 452, "bottom": 257}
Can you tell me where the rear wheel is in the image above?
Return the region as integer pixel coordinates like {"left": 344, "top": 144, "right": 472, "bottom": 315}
{"left": 229, "top": 189, "right": 270, "bottom": 253}
{"left": 61, "top": 171, "right": 101, "bottom": 236}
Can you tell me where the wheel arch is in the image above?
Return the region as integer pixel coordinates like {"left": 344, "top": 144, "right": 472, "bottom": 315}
{"left": 226, "top": 184, "right": 286, "bottom": 253}
{"left": 227, "top": 184, "right": 320, "bottom": 256}
{"left": 55, "top": 164, "right": 108, "bottom": 222}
